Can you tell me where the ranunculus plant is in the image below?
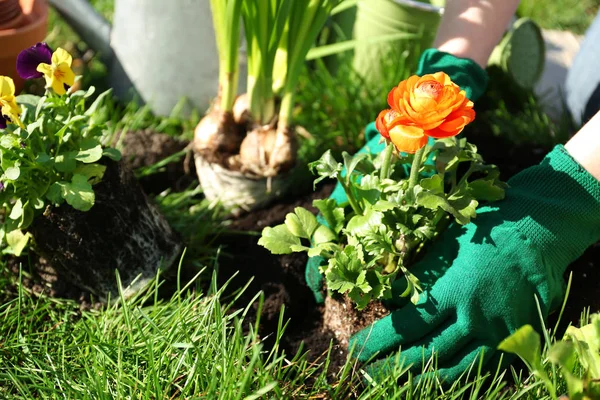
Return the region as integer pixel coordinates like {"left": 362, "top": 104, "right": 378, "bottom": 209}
{"left": 1, "top": 43, "right": 120, "bottom": 255}
{"left": 259, "top": 73, "right": 507, "bottom": 308}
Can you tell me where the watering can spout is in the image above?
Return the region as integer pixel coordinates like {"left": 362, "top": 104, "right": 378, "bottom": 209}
{"left": 48, "top": 0, "right": 113, "bottom": 65}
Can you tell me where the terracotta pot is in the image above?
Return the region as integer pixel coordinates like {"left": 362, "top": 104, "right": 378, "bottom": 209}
{"left": 0, "top": 0, "right": 48, "bottom": 93}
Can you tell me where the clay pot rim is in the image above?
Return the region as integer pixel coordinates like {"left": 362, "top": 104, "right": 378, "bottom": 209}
{"left": 0, "top": 0, "right": 48, "bottom": 39}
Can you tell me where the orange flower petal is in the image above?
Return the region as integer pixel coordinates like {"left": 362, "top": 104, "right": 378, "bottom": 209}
{"left": 388, "top": 124, "right": 428, "bottom": 154}
{"left": 376, "top": 109, "right": 391, "bottom": 139}
{"left": 379, "top": 72, "right": 475, "bottom": 145}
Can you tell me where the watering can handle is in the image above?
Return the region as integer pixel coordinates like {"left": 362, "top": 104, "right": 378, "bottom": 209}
{"left": 48, "top": 0, "right": 113, "bottom": 65}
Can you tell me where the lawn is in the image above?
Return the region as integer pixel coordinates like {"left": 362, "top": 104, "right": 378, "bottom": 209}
{"left": 1, "top": 0, "right": 599, "bottom": 398}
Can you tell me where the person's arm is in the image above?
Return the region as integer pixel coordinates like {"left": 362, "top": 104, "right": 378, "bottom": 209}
{"left": 434, "top": 0, "right": 521, "bottom": 67}
{"left": 565, "top": 111, "right": 600, "bottom": 181}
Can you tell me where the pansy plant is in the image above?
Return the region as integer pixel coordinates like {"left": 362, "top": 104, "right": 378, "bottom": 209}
{"left": 259, "top": 73, "right": 507, "bottom": 309}
{"left": 0, "top": 43, "right": 120, "bottom": 255}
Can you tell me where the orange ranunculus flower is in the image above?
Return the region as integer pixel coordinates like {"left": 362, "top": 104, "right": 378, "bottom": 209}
{"left": 376, "top": 72, "right": 475, "bottom": 153}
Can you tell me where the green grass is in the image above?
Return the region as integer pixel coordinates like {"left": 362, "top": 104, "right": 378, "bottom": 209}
{"left": 518, "top": 0, "right": 600, "bottom": 34}
{"left": 1, "top": 258, "right": 596, "bottom": 398}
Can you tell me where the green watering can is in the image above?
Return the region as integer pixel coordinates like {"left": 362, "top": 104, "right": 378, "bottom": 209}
{"left": 318, "top": 0, "right": 544, "bottom": 89}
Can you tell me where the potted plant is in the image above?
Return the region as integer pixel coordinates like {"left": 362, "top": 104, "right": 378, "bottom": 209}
{"left": 0, "top": 43, "right": 182, "bottom": 300}
{"left": 0, "top": 0, "right": 48, "bottom": 93}
{"left": 258, "top": 72, "right": 507, "bottom": 345}
{"left": 193, "top": 0, "right": 341, "bottom": 213}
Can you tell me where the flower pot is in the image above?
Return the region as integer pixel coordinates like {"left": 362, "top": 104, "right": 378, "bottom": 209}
{"left": 352, "top": 0, "right": 442, "bottom": 84}
{"left": 0, "top": 0, "right": 48, "bottom": 93}
{"left": 28, "top": 159, "right": 182, "bottom": 301}
{"left": 193, "top": 153, "right": 296, "bottom": 215}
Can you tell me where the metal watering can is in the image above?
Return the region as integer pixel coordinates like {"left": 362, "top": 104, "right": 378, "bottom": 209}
{"left": 49, "top": 0, "right": 247, "bottom": 116}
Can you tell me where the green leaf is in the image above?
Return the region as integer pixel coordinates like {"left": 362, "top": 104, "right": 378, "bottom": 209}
{"left": 497, "top": 325, "right": 542, "bottom": 370}
{"left": 313, "top": 199, "right": 344, "bottom": 233}
{"left": 342, "top": 152, "right": 368, "bottom": 184}
{"left": 0, "top": 134, "right": 19, "bottom": 149}
{"left": 346, "top": 209, "right": 383, "bottom": 236}
{"left": 372, "top": 200, "right": 396, "bottom": 212}
{"left": 102, "top": 147, "right": 122, "bottom": 161}
{"left": 75, "top": 139, "right": 103, "bottom": 163}
{"left": 6, "top": 229, "right": 31, "bottom": 256}
{"left": 312, "top": 225, "right": 337, "bottom": 244}
{"left": 46, "top": 182, "right": 66, "bottom": 205}
{"left": 548, "top": 342, "right": 584, "bottom": 397}
{"left": 55, "top": 152, "right": 77, "bottom": 173}
{"left": 468, "top": 179, "right": 506, "bottom": 202}
{"left": 74, "top": 164, "right": 106, "bottom": 185}
{"left": 309, "top": 150, "right": 342, "bottom": 188}
{"left": 84, "top": 88, "right": 112, "bottom": 116}
{"left": 4, "top": 166, "right": 20, "bottom": 180}
{"left": 325, "top": 246, "right": 371, "bottom": 295}
{"left": 63, "top": 174, "right": 95, "bottom": 211}
{"left": 36, "top": 153, "right": 51, "bottom": 164}
{"left": 9, "top": 199, "right": 23, "bottom": 220}
{"left": 307, "top": 242, "right": 338, "bottom": 257}
{"left": 420, "top": 174, "right": 444, "bottom": 194}
{"left": 284, "top": 207, "right": 319, "bottom": 239}
{"left": 548, "top": 341, "right": 577, "bottom": 372}
{"left": 258, "top": 224, "right": 301, "bottom": 255}
{"left": 415, "top": 189, "right": 468, "bottom": 225}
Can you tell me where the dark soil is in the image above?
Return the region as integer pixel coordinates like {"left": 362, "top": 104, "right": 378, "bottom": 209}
{"left": 28, "top": 159, "right": 182, "bottom": 301}
{"left": 119, "top": 129, "right": 196, "bottom": 194}
{"left": 5, "top": 255, "right": 103, "bottom": 311}
{"left": 214, "top": 182, "right": 344, "bottom": 369}
{"left": 214, "top": 132, "right": 600, "bottom": 376}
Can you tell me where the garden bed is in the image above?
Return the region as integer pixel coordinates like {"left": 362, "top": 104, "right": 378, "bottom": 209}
{"left": 214, "top": 130, "right": 600, "bottom": 373}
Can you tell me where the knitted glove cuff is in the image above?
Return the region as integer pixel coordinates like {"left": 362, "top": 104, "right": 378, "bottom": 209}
{"left": 417, "top": 48, "right": 489, "bottom": 101}
{"left": 500, "top": 145, "right": 600, "bottom": 271}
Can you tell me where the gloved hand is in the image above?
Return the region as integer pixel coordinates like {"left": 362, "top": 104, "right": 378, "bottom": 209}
{"left": 306, "top": 49, "right": 490, "bottom": 303}
{"left": 349, "top": 145, "right": 600, "bottom": 382}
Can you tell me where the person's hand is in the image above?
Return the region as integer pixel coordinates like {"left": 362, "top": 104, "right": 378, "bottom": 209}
{"left": 349, "top": 146, "right": 600, "bottom": 382}
{"left": 305, "top": 49, "right": 490, "bottom": 303}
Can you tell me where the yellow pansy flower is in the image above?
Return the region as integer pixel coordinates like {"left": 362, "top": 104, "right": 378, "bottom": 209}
{"left": 36, "top": 48, "right": 76, "bottom": 96}
{"left": 0, "top": 76, "right": 23, "bottom": 129}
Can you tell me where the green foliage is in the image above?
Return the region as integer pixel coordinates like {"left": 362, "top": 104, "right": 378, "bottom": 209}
{"left": 259, "top": 138, "right": 506, "bottom": 309}
{"left": 499, "top": 314, "right": 600, "bottom": 400}
{"left": 0, "top": 87, "right": 120, "bottom": 256}
{"left": 518, "top": 0, "right": 600, "bottom": 35}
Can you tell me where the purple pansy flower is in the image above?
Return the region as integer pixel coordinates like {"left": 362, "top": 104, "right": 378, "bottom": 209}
{"left": 0, "top": 115, "right": 7, "bottom": 129}
{"left": 16, "top": 42, "right": 53, "bottom": 79}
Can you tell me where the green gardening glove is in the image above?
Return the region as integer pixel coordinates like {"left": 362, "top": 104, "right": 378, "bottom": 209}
{"left": 349, "top": 145, "right": 600, "bottom": 382}
{"left": 306, "top": 49, "right": 490, "bottom": 303}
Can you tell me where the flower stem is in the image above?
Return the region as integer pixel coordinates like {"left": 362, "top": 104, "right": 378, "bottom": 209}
{"left": 336, "top": 176, "right": 362, "bottom": 216}
{"left": 380, "top": 143, "right": 394, "bottom": 180}
{"left": 408, "top": 145, "right": 426, "bottom": 191}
